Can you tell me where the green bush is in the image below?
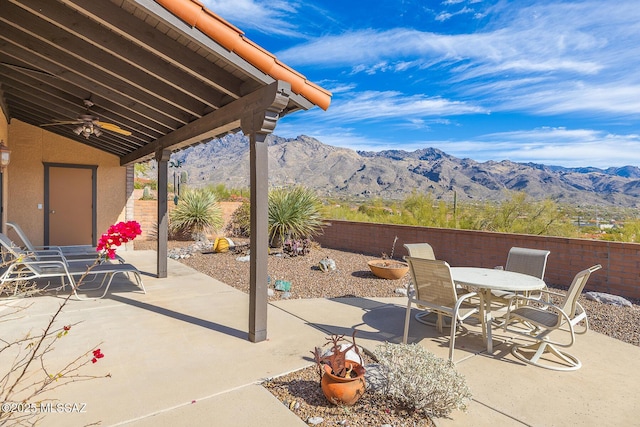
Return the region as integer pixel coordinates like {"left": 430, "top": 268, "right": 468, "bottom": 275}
{"left": 268, "top": 186, "right": 326, "bottom": 247}
{"left": 227, "top": 202, "right": 251, "bottom": 237}
{"left": 372, "top": 342, "right": 471, "bottom": 418}
{"left": 169, "top": 188, "right": 223, "bottom": 241}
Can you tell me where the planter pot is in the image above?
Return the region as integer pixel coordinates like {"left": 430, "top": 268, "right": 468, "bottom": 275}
{"left": 321, "top": 361, "right": 366, "bottom": 406}
{"left": 368, "top": 259, "right": 409, "bottom": 280}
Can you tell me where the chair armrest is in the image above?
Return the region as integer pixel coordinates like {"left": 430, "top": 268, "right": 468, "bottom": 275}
{"left": 455, "top": 291, "right": 483, "bottom": 311}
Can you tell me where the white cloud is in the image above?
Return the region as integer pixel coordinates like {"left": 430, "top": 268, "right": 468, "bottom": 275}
{"left": 314, "top": 90, "right": 488, "bottom": 123}
{"left": 438, "top": 127, "right": 640, "bottom": 168}
{"left": 201, "top": 0, "right": 301, "bottom": 36}
{"left": 276, "top": 1, "right": 640, "bottom": 118}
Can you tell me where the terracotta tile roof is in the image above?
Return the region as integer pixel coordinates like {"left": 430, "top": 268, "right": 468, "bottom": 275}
{"left": 155, "top": 0, "right": 332, "bottom": 110}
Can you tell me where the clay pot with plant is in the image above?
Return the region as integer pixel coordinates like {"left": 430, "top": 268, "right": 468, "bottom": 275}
{"left": 312, "top": 332, "right": 366, "bottom": 406}
{"left": 368, "top": 236, "right": 409, "bottom": 280}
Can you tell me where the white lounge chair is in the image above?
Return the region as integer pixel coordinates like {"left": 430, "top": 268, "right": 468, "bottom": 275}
{"left": 402, "top": 257, "right": 486, "bottom": 362}
{"left": 503, "top": 264, "right": 602, "bottom": 371}
{"left": 6, "top": 222, "right": 124, "bottom": 263}
{"left": 0, "top": 233, "right": 144, "bottom": 299}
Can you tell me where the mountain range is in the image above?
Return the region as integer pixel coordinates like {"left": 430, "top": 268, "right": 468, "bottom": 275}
{"left": 167, "top": 134, "right": 640, "bottom": 208}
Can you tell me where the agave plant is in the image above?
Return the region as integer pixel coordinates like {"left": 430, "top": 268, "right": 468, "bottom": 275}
{"left": 268, "top": 186, "right": 326, "bottom": 247}
{"left": 169, "top": 188, "right": 223, "bottom": 241}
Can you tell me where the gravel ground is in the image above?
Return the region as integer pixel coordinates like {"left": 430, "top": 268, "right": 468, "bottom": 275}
{"left": 135, "top": 239, "right": 640, "bottom": 426}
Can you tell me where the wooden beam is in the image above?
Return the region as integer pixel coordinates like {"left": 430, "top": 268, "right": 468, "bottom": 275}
{"left": 61, "top": 0, "right": 247, "bottom": 100}
{"left": 120, "top": 81, "right": 293, "bottom": 165}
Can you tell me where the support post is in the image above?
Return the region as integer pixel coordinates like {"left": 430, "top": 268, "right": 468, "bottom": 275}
{"left": 248, "top": 131, "right": 269, "bottom": 342}
{"left": 241, "top": 81, "right": 291, "bottom": 343}
{"left": 155, "top": 149, "right": 171, "bottom": 278}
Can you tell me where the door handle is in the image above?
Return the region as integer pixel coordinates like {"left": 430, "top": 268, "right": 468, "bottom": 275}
{"left": 50, "top": 210, "right": 55, "bottom": 214}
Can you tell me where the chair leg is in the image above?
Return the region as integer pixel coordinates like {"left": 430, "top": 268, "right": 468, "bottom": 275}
{"left": 448, "top": 315, "right": 458, "bottom": 362}
{"left": 511, "top": 341, "right": 582, "bottom": 371}
{"left": 403, "top": 300, "right": 412, "bottom": 344}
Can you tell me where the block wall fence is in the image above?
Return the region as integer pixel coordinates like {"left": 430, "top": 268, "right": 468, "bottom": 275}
{"left": 134, "top": 199, "right": 241, "bottom": 241}
{"left": 314, "top": 220, "right": 640, "bottom": 300}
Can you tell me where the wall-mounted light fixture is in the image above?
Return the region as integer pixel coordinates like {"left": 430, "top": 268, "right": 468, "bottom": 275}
{"left": 0, "top": 140, "right": 10, "bottom": 172}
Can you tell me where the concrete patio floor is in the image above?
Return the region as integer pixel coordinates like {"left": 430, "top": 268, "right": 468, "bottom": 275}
{"left": 1, "top": 249, "right": 638, "bottom": 426}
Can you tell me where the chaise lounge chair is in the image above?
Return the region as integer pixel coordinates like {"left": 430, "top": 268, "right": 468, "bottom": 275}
{"left": 0, "top": 233, "right": 144, "bottom": 300}
{"left": 6, "top": 222, "right": 125, "bottom": 263}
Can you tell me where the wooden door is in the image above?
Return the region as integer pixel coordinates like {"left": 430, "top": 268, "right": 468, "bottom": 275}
{"left": 45, "top": 164, "right": 96, "bottom": 246}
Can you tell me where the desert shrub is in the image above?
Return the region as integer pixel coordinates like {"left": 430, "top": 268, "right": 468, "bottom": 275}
{"left": 169, "top": 188, "right": 223, "bottom": 241}
{"left": 227, "top": 202, "right": 251, "bottom": 237}
{"left": 268, "top": 186, "right": 326, "bottom": 247}
{"left": 372, "top": 342, "right": 471, "bottom": 418}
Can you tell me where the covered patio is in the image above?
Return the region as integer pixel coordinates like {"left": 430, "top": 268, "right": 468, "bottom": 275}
{"left": 1, "top": 249, "right": 637, "bottom": 426}
{"left": 0, "top": 0, "right": 331, "bottom": 342}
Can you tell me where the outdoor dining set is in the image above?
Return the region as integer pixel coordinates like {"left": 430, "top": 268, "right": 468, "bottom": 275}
{"left": 401, "top": 243, "right": 601, "bottom": 371}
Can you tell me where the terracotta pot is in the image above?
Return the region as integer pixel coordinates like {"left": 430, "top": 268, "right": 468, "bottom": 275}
{"left": 321, "top": 361, "right": 366, "bottom": 406}
{"left": 367, "top": 259, "right": 409, "bottom": 280}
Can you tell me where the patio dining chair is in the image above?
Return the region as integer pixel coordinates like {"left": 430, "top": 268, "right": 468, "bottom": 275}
{"left": 402, "top": 257, "right": 486, "bottom": 362}
{"left": 403, "top": 243, "right": 436, "bottom": 261}
{"left": 491, "top": 247, "right": 550, "bottom": 318}
{"left": 502, "top": 264, "right": 602, "bottom": 371}
{"left": 403, "top": 242, "right": 451, "bottom": 327}
{"left": 0, "top": 233, "right": 144, "bottom": 299}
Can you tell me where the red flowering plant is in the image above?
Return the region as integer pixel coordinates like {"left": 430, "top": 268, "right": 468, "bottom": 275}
{"left": 0, "top": 221, "right": 141, "bottom": 425}
{"left": 96, "top": 220, "right": 142, "bottom": 259}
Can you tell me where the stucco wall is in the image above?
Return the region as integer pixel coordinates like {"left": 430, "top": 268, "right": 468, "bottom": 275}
{"left": 315, "top": 220, "right": 640, "bottom": 300}
{"left": 6, "top": 120, "right": 127, "bottom": 246}
{"left": 0, "top": 109, "right": 8, "bottom": 230}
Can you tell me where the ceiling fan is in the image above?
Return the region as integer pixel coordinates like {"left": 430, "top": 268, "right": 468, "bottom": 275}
{"left": 40, "top": 99, "right": 131, "bottom": 138}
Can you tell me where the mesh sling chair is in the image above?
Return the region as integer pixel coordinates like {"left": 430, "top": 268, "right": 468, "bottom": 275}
{"left": 403, "top": 242, "right": 450, "bottom": 327}
{"left": 491, "top": 247, "right": 551, "bottom": 321}
{"left": 502, "top": 264, "right": 602, "bottom": 371}
{"left": 0, "top": 233, "right": 144, "bottom": 299}
{"left": 403, "top": 257, "right": 486, "bottom": 362}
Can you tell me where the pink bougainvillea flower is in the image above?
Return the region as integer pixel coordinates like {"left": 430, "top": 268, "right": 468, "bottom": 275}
{"left": 97, "top": 221, "right": 142, "bottom": 259}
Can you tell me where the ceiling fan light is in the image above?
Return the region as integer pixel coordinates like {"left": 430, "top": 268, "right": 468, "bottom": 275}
{"left": 73, "top": 126, "right": 83, "bottom": 135}
{"left": 93, "top": 128, "right": 103, "bottom": 137}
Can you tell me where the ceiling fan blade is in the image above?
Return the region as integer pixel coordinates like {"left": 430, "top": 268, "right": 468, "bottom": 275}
{"left": 96, "top": 122, "right": 132, "bottom": 136}
{"left": 41, "top": 120, "right": 83, "bottom": 127}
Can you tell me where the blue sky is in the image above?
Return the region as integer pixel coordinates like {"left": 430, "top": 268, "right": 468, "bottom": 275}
{"left": 203, "top": 0, "right": 640, "bottom": 169}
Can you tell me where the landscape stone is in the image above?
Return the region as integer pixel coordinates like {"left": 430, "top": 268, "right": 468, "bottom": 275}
{"left": 585, "top": 291, "right": 632, "bottom": 307}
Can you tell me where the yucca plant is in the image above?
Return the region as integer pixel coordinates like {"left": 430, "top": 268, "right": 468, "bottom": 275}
{"left": 268, "top": 186, "right": 326, "bottom": 247}
{"left": 169, "top": 188, "right": 223, "bottom": 241}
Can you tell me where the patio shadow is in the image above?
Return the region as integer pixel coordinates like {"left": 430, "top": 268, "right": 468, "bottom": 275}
{"left": 109, "top": 294, "right": 248, "bottom": 340}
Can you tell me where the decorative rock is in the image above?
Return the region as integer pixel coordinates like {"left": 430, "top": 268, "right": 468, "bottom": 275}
{"left": 364, "top": 363, "right": 387, "bottom": 393}
{"left": 307, "top": 416, "right": 324, "bottom": 425}
{"left": 267, "top": 288, "right": 275, "bottom": 297}
{"left": 394, "top": 287, "right": 408, "bottom": 296}
{"left": 236, "top": 255, "right": 251, "bottom": 262}
{"left": 167, "top": 241, "right": 214, "bottom": 259}
{"left": 319, "top": 257, "right": 337, "bottom": 272}
{"left": 585, "top": 292, "right": 632, "bottom": 307}
{"left": 281, "top": 291, "right": 291, "bottom": 299}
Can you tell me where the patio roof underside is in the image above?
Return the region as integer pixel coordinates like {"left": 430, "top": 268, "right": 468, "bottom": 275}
{"left": 0, "top": 0, "right": 317, "bottom": 164}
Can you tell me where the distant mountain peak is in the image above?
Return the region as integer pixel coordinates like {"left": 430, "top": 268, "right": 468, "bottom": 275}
{"left": 170, "top": 133, "right": 640, "bottom": 207}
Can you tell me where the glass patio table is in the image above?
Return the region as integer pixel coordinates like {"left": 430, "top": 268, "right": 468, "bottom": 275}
{"left": 450, "top": 267, "right": 546, "bottom": 353}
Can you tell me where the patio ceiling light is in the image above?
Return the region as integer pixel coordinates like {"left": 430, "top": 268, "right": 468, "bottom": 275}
{"left": 0, "top": 140, "right": 10, "bottom": 172}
